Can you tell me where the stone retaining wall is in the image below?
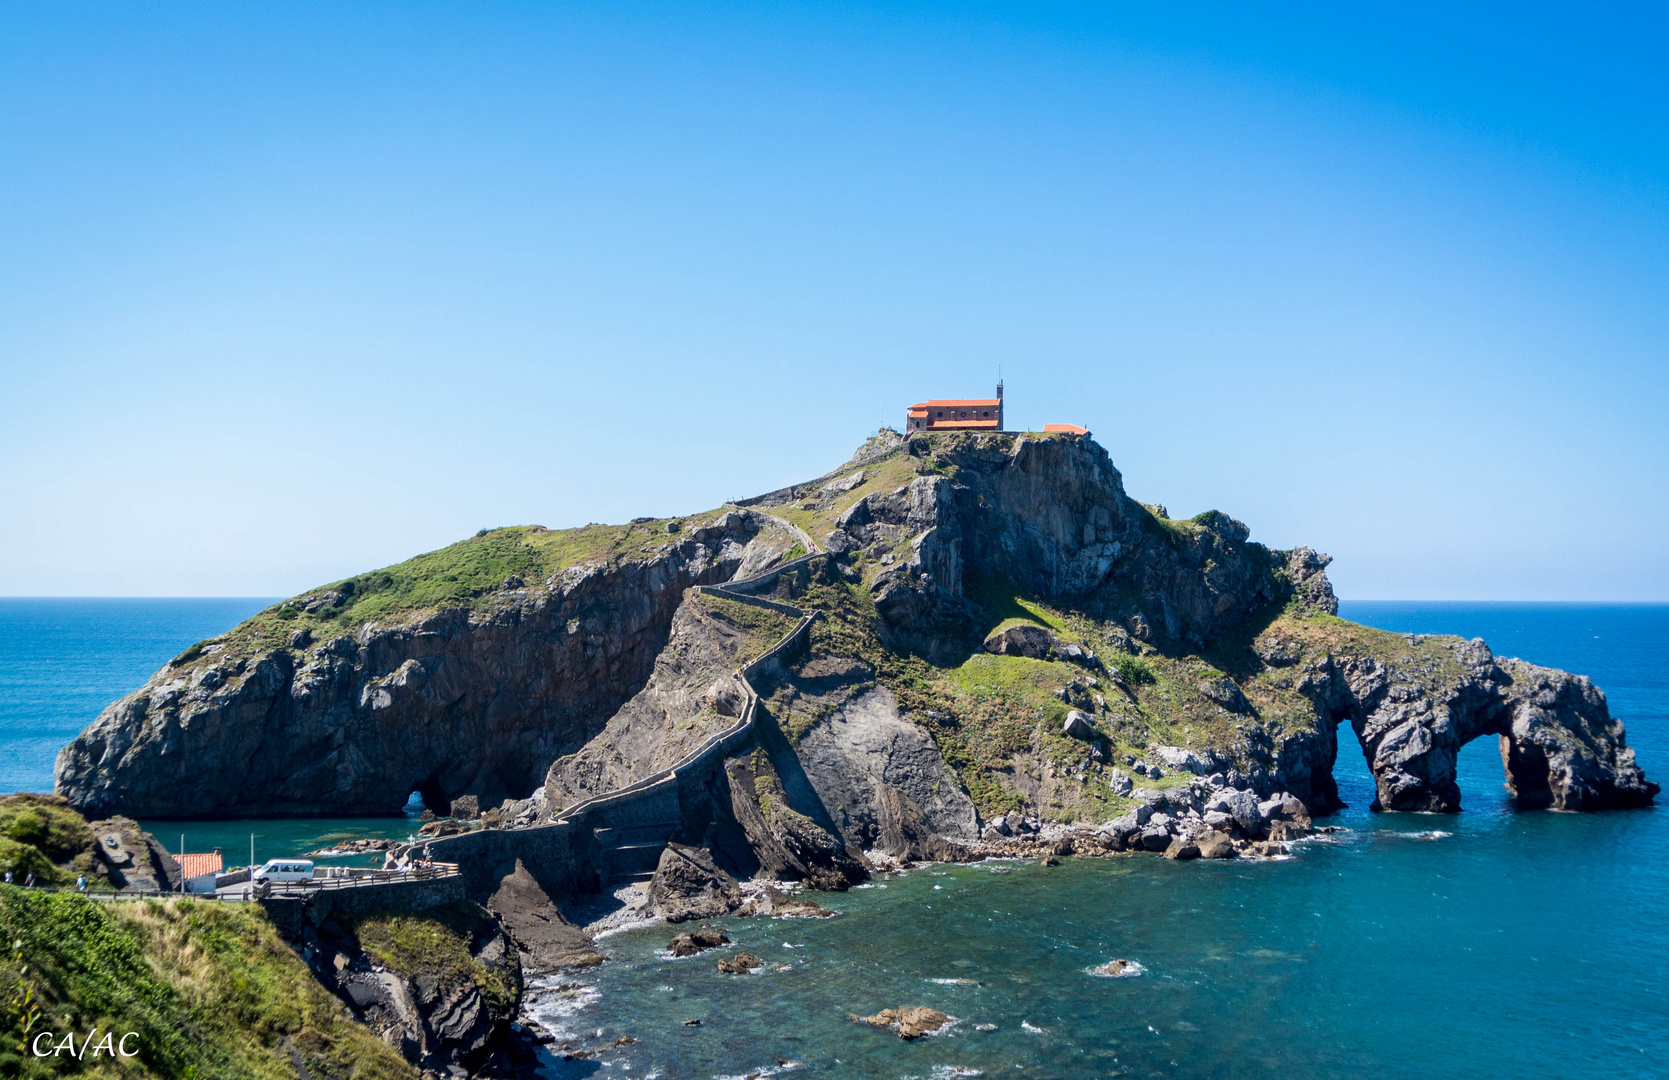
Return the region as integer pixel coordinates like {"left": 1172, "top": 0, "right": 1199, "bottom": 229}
{"left": 260, "top": 872, "right": 465, "bottom": 937}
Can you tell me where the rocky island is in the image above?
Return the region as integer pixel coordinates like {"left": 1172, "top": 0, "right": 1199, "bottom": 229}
{"left": 43, "top": 427, "right": 1658, "bottom": 1074}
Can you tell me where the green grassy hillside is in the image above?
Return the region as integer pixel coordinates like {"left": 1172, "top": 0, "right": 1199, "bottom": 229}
{"left": 1, "top": 890, "right": 416, "bottom": 1080}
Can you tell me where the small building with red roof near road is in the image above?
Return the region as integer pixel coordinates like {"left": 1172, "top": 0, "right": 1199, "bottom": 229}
{"left": 174, "top": 850, "right": 224, "bottom": 894}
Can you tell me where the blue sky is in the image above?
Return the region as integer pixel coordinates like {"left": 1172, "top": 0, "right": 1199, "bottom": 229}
{"left": 2, "top": 2, "right": 1665, "bottom": 600}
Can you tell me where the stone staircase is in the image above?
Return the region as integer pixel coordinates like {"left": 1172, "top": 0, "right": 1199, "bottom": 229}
{"left": 556, "top": 511, "right": 824, "bottom": 887}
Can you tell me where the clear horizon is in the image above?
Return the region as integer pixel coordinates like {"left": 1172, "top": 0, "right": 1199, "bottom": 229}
{"left": 3, "top": 4, "right": 1665, "bottom": 602}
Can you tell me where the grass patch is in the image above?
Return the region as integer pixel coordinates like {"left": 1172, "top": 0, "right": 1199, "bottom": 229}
{"left": 350, "top": 901, "right": 515, "bottom": 1012}
{"left": 692, "top": 593, "right": 799, "bottom": 666}
{"left": 1, "top": 890, "right": 415, "bottom": 1079}
{"left": 0, "top": 795, "right": 106, "bottom": 887}
{"left": 187, "top": 516, "right": 735, "bottom": 661}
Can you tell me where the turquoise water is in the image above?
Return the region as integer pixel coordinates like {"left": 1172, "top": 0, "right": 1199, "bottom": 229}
{"left": 535, "top": 602, "right": 1669, "bottom": 1080}
{"left": 139, "top": 817, "right": 424, "bottom": 870}
{"left": 3, "top": 599, "right": 1666, "bottom": 1077}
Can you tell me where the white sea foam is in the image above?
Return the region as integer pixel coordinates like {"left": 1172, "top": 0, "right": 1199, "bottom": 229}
{"left": 523, "top": 978, "right": 600, "bottom": 1040}
{"left": 928, "top": 977, "right": 979, "bottom": 985}
{"left": 1086, "top": 959, "right": 1146, "bottom": 978}
{"left": 1021, "top": 1020, "right": 1049, "bottom": 1034}
{"left": 1392, "top": 830, "right": 1452, "bottom": 841}
{"left": 712, "top": 1061, "right": 802, "bottom": 1080}
{"left": 593, "top": 912, "right": 661, "bottom": 940}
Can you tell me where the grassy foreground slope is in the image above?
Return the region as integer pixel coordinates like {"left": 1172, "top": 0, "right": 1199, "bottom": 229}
{"left": 1, "top": 890, "right": 416, "bottom": 1080}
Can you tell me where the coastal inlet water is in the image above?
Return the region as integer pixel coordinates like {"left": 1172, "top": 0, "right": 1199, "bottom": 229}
{"left": 3, "top": 600, "right": 1666, "bottom": 1077}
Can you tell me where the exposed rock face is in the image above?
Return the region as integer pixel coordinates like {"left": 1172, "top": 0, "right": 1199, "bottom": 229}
{"left": 543, "top": 597, "right": 754, "bottom": 807}
{"left": 839, "top": 434, "right": 1295, "bottom": 651}
{"left": 308, "top": 902, "right": 521, "bottom": 1073}
{"left": 649, "top": 843, "right": 743, "bottom": 923}
{"left": 1300, "top": 637, "right": 1659, "bottom": 811}
{"left": 787, "top": 680, "right": 978, "bottom": 859}
{"left": 487, "top": 860, "right": 602, "bottom": 973}
{"left": 56, "top": 513, "right": 791, "bottom": 818}
{"left": 87, "top": 816, "right": 181, "bottom": 891}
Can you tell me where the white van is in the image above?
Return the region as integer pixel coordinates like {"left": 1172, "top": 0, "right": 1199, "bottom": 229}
{"left": 251, "top": 859, "right": 315, "bottom": 882}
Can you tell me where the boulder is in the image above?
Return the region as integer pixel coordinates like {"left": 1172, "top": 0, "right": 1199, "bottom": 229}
{"left": 1207, "top": 789, "right": 1261, "bottom": 834}
{"left": 852, "top": 1007, "right": 951, "bottom": 1040}
{"left": 1063, "top": 710, "right": 1096, "bottom": 740}
{"left": 1153, "top": 745, "right": 1208, "bottom": 775}
{"left": 449, "top": 794, "right": 480, "bottom": 819}
{"left": 717, "top": 952, "right": 763, "bottom": 974}
{"left": 1196, "top": 830, "right": 1236, "bottom": 859}
{"left": 668, "top": 925, "right": 730, "bottom": 956}
{"left": 1267, "top": 820, "right": 1310, "bottom": 842}
{"left": 1107, "top": 768, "right": 1134, "bottom": 796}
{"left": 1163, "top": 836, "right": 1200, "bottom": 860}
{"left": 1258, "top": 794, "right": 1313, "bottom": 830}
{"left": 1139, "top": 825, "right": 1172, "bottom": 851}
{"left": 1197, "top": 677, "right": 1250, "bottom": 713}
{"left": 650, "top": 844, "right": 743, "bottom": 923}
{"left": 983, "top": 623, "right": 1055, "bottom": 659}
{"left": 1202, "top": 810, "right": 1234, "bottom": 830}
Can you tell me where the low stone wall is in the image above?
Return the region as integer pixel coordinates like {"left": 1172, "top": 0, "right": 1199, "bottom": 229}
{"left": 391, "top": 820, "right": 600, "bottom": 903}
{"left": 259, "top": 874, "right": 465, "bottom": 938}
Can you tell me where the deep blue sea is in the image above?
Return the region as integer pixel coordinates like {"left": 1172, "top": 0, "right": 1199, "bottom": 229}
{"left": 2, "top": 599, "right": 1666, "bottom": 1078}
{"left": 0, "top": 598, "right": 416, "bottom": 862}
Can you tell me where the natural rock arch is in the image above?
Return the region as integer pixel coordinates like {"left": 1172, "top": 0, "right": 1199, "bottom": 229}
{"left": 1312, "top": 637, "right": 1656, "bottom": 813}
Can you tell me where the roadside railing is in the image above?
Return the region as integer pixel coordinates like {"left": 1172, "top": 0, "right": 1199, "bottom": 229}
{"left": 256, "top": 863, "right": 461, "bottom": 897}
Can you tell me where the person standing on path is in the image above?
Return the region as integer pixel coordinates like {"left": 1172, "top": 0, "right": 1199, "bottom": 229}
{"left": 24, "top": 872, "right": 36, "bottom": 889}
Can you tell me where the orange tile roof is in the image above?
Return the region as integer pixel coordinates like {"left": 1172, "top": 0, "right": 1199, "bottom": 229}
{"left": 1044, "top": 423, "right": 1089, "bottom": 435}
{"left": 175, "top": 852, "right": 223, "bottom": 879}
{"left": 918, "top": 399, "right": 1002, "bottom": 408}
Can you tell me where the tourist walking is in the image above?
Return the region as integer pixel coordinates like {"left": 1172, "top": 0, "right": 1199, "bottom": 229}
{"left": 3, "top": 870, "right": 11, "bottom": 885}
{"left": 76, "top": 874, "right": 88, "bottom": 892}
{"left": 24, "top": 872, "right": 36, "bottom": 889}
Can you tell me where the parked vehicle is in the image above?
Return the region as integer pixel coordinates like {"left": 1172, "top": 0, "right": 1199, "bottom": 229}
{"left": 250, "top": 859, "right": 315, "bottom": 882}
